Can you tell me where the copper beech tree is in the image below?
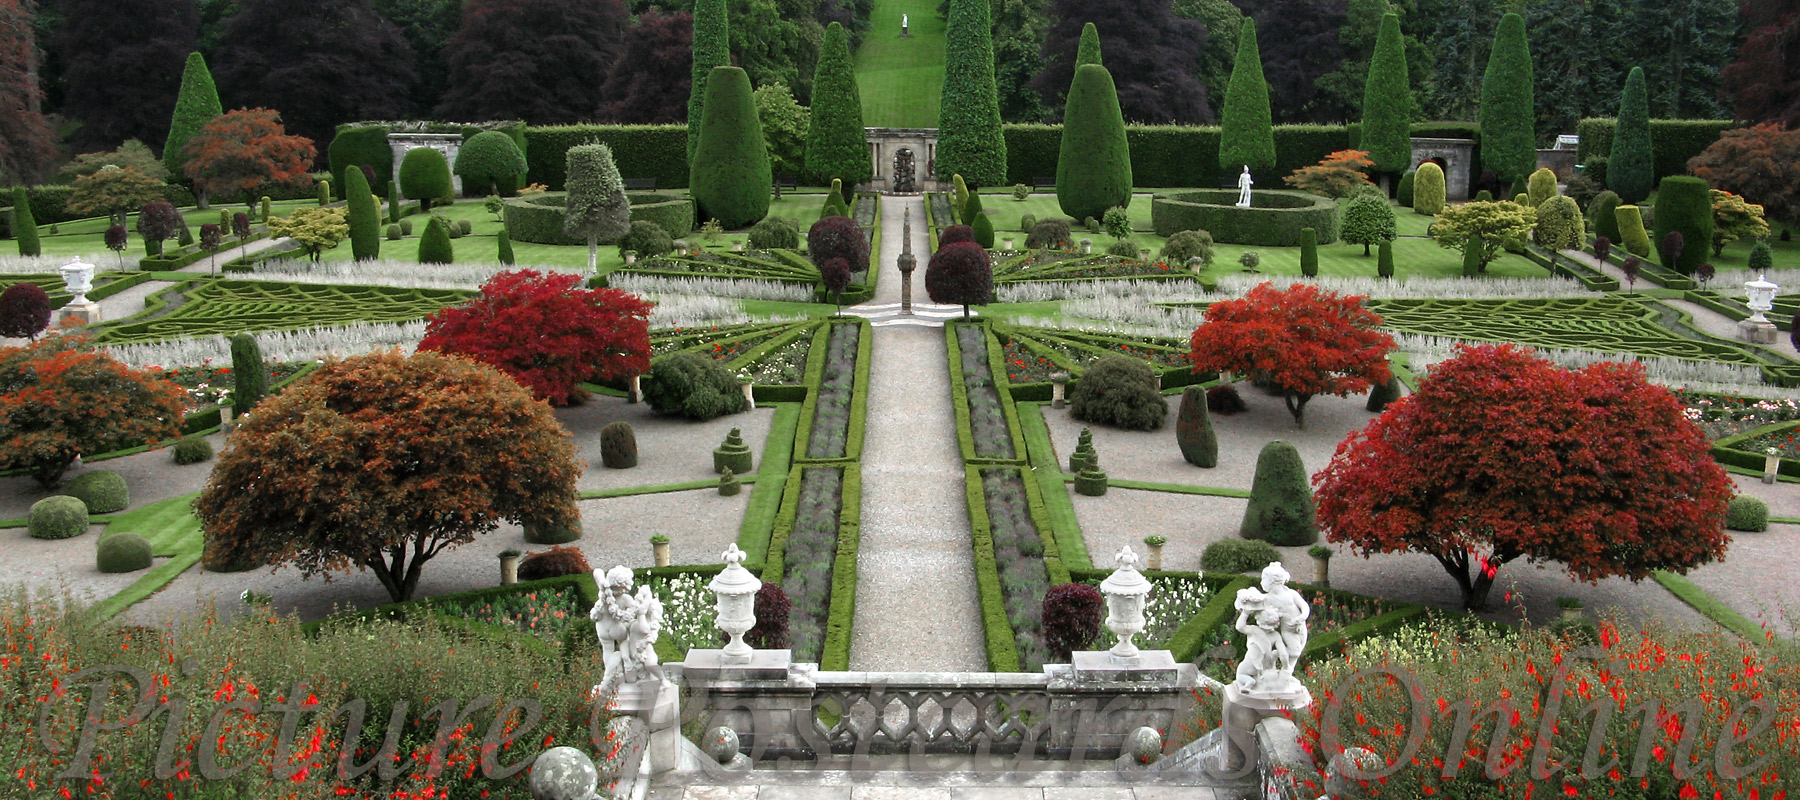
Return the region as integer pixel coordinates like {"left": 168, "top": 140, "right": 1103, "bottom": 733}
{"left": 1314, "top": 344, "right": 1734, "bottom": 610}
{"left": 418, "top": 269, "right": 652, "bottom": 406}
{"left": 1188, "top": 282, "right": 1394, "bottom": 428}
{"left": 195, "top": 350, "right": 581, "bottom": 603}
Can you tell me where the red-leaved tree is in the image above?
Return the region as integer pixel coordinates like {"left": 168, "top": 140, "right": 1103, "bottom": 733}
{"left": 1314, "top": 343, "right": 1734, "bottom": 610}
{"left": 0, "top": 283, "right": 50, "bottom": 340}
{"left": 820, "top": 257, "right": 851, "bottom": 307}
{"left": 182, "top": 108, "right": 317, "bottom": 213}
{"left": 1188, "top": 282, "right": 1394, "bottom": 428}
{"left": 0, "top": 334, "right": 187, "bottom": 487}
{"left": 0, "top": 0, "right": 54, "bottom": 185}
{"left": 925, "top": 241, "right": 993, "bottom": 318}
{"left": 418, "top": 270, "right": 652, "bottom": 406}
{"left": 807, "top": 215, "right": 868, "bottom": 276}
{"left": 1688, "top": 123, "right": 1800, "bottom": 229}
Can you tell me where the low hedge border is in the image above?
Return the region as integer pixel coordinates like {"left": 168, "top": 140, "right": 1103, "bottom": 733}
{"left": 1711, "top": 420, "right": 1800, "bottom": 479}
{"left": 1523, "top": 247, "right": 1618, "bottom": 291}
{"left": 791, "top": 319, "right": 870, "bottom": 464}
{"left": 965, "top": 464, "right": 1022, "bottom": 673}
{"left": 1017, "top": 402, "right": 1091, "bottom": 571}
{"left": 736, "top": 403, "right": 801, "bottom": 567}
{"left": 0, "top": 270, "right": 154, "bottom": 309}
{"left": 503, "top": 191, "right": 695, "bottom": 246}
{"left": 980, "top": 324, "right": 1033, "bottom": 463}
{"left": 1651, "top": 570, "right": 1776, "bottom": 647}
{"left": 1151, "top": 189, "right": 1341, "bottom": 246}
{"left": 1683, "top": 290, "right": 1793, "bottom": 333}
{"left": 1586, "top": 243, "right": 1694, "bottom": 290}
{"left": 819, "top": 465, "right": 862, "bottom": 671}
{"left": 140, "top": 230, "right": 272, "bottom": 271}
{"left": 995, "top": 323, "right": 1208, "bottom": 402}
{"left": 578, "top": 476, "right": 757, "bottom": 501}
{"left": 790, "top": 322, "right": 838, "bottom": 463}
{"left": 1087, "top": 478, "right": 1252, "bottom": 498}
{"left": 944, "top": 320, "right": 1026, "bottom": 466}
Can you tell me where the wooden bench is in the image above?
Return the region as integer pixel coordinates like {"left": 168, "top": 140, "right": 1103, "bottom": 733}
{"left": 623, "top": 177, "right": 657, "bottom": 191}
{"left": 772, "top": 175, "right": 799, "bottom": 191}
{"left": 1032, "top": 176, "right": 1056, "bottom": 190}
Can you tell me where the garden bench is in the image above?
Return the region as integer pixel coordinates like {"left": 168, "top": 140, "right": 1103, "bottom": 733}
{"left": 773, "top": 176, "right": 799, "bottom": 191}
{"left": 623, "top": 178, "right": 657, "bottom": 191}
{"left": 1032, "top": 176, "right": 1056, "bottom": 190}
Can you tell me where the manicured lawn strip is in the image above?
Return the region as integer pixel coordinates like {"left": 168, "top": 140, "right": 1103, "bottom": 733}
{"left": 578, "top": 478, "right": 755, "bottom": 501}
{"left": 1652, "top": 571, "right": 1775, "bottom": 645}
{"left": 84, "top": 493, "right": 208, "bottom": 623}
{"left": 1017, "top": 402, "right": 1089, "bottom": 572}
{"left": 966, "top": 465, "right": 1021, "bottom": 673}
{"left": 736, "top": 402, "right": 801, "bottom": 566}
{"left": 1084, "top": 478, "right": 1252, "bottom": 498}
{"left": 1767, "top": 516, "right": 1800, "bottom": 524}
{"left": 852, "top": 0, "right": 946, "bottom": 128}
{"left": 84, "top": 550, "right": 203, "bottom": 624}
{"left": 820, "top": 465, "right": 862, "bottom": 671}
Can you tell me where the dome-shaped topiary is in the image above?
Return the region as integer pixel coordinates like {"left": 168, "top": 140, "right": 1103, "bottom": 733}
{"left": 96, "top": 532, "right": 153, "bottom": 573}
{"left": 29, "top": 496, "right": 90, "bottom": 540}
{"left": 1105, "top": 237, "right": 1140, "bottom": 258}
{"left": 1160, "top": 230, "right": 1214, "bottom": 266}
{"left": 1240, "top": 440, "right": 1317, "bottom": 546}
{"left": 807, "top": 215, "right": 868, "bottom": 275}
{"left": 517, "top": 545, "right": 591, "bottom": 581}
{"left": 67, "top": 470, "right": 128, "bottom": 514}
{"left": 642, "top": 351, "right": 748, "bottom": 421}
{"left": 1202, "top": 538, "right": 1282, "bottom": 573}
{"left": 1069, "top": 354, "right": 1168, "bottom": 431}
{"left": 938, "top": 224, "right": 976, "bottom": 247}
{"left": 618, "top": 220, "right": 674, "bottom": 259}
{"left": 748, "top": 216, "right": 800, "bottom": 250}
{"left": 1725, "top": 495, "right": 1768, "bottom": 532}
{"left": 600, "top": 421, "right": 637, "bottom": 469}
{"left": 1175, "top": 385, "right": 1217, "bottom": 467}
{"left": 924, "top": 241, "right": 992, "bottom": 317}
{"left": 172, "top": 435, "right": 214, "bottom": 465}
{"left": 1026, "top": 219, "right": 1072, "bottom": 250}
{"left": 398, "top": 147, "right": 452, "bottom": 212}
{"left": 453, "top": 131, "right": 527, "bottom": 197}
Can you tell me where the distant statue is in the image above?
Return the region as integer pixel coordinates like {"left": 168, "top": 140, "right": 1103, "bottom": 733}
{"left": 1235, "top": 166, "right": 1254, "bottom": 208}
{"left": 1233, "top": 594, "right": 1291, "bottom": 692}
{"left": 893, "top": 148, "right": 917, "bottom": 194}
{"left": 902, "top": 13, "right": 909, "bottom": 35}
{"left": 591, "top": 566, "right": 667, "bottom": 691}
{"left": 1259, "top": 562, "right": 1309, "bottom": 666}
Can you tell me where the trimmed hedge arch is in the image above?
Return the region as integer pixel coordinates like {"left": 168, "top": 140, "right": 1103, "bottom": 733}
{"left": 1150, "top": 189, "right": 1340, "bottom": 246}
{"left": 502, "top": 192, "right": 695, "bottom": 246}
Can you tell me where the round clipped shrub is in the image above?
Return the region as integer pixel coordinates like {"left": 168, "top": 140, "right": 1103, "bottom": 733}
{"left": 748, "top": 216, "right": 800, "bottom": 250}
{"left": 1042, "top": 583, "right": 1104, "bottom": 662}
{"left": 618, "top": 220, "right": 674, "bottom": 259}
{"left": 1240, "top": 440, "right": 1317, "bottom": 546}
{"left": 807, "top": 215, "right": 868, "bottom": 274}
{"left": 746, "top": 583, "right": 791, "bottom": 649}
{"left": 1412, "top": 162, "right": 1445, "bottom": 215}
{"left": 398, "top": 147, "right": 452, "bottom": 212}
{"left": 29, "top": 496, "right": 89, "bottom": 540}
{"left": 1202, "top": 538, "right": 1282, "bottom": 574}
{"left": 643, "top": 351, "right": 748, "bottom": 421}
{"left": 386, "top": 224, "right": 402, "bottom": 240}
{"left": 399, "top": 218, "right": 414, "bottom": 236}
{"left": 1069, "top": 355, "right": 1168, "bottom": 431}
{"left": 96, "top": 532, "right": 153, "bottom": 573}
{"left": 938, "top": 224, "right": 976, "bottom": 247}
{"left": 1160, "top": 229, "right": 1214, "bottom": 266}
{"left": 924, "top": 241, "right": 993, "bottom": 314}
{"left": 457, "top": 219, "right": 473, "bottom": 236}
{"left": 517, "top": 545, "right": 591, "bottom": 581}
{"left": 453, "top": 131, "right": 527, "bottom": 197}
{"left": 1207, "top": 384, "right": 1248, "bottom": 414}
{"left": 172, "top": 435, "right": 213, "bottom": 465}
{"left": 1020, "top": 213, "right": 1036, "bottom": 233}
{"left": 524, "top": 517, "right": 582, "bottom": 545}
{"left": 600, "top": 421, "right": 637, "bottom": 469}
{"left": 67, "top": 470, "right": 128, "bottom": 513}
{"left": 1395, "top": 170, "right": 1416, "bottom": 207}
{"left": 1026, "top": 218, "right": 1072, "bottom": 249}
{"left": 1726, "top": 495, "right": 1768, "bottom": 532}
{"left": 1105, "top": 237, "right": 1140, "bottom": 258}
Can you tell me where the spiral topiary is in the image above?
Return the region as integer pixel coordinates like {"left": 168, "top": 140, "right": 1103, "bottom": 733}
{"left": 96, "top": 532, "right": 153, "bottom": 573}
{"left": 29, "top": 496, "right": 89, "bottom": 540}
{"left": 67, "top": 470, "right": 128, "bottom": 513}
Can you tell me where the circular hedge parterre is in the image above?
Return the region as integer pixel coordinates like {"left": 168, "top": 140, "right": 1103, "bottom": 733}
{"left": 503, "top": 191, "right": 695, "bottom": 246}
{"left": 1150, "top": 189, "right": 1340, "bottom": 246}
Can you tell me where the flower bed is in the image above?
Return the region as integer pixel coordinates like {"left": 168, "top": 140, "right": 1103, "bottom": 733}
{"left": 953, "top": 324, "right": 1019, "bottom": 461}
{"left": 161, "top": 360, "right": 311, "bottom": 413}
{"left": 1677, "top": 389, "right": 1800, "bottom": 441}
{"left": 803, "top": 322, "right": 861, "bottom": 459}
{"left": 435, "top": 585, "right": 584, "bottom": 645}
{"left": 737, "top": 335, "right": 811, "bottom": 385}
{"left": 1712, "top": 419, "right": 1800, "bottom": 478}
{"left": 1082, "top": 574, "right": 1214, "bottom": 651}
{"left": 979, "top": 466, "right": 1054, "bottom": 671}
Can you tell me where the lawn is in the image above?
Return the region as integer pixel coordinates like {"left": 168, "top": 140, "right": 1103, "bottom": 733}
{"left": 24, "top": 199, "right": 319, "bottom": 261}
{"left": 853, "top": 0, "right": 945, "bottom": 128}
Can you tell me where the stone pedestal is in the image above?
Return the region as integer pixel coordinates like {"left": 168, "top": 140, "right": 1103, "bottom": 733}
{"left": 1208, "top": 682, "right": 1312, "bottom": 779}
{"left": 608, "top": 679, "right": 682, "bottom": 775}
{"left": 1071, "top": 650, "right": 1178, "bottom": 682}
{"left": 1740, "top": 318, "right": 1778, "bottom": 344}
{"left": 683, "top": 649, "right": 793, "bottom": 682}
{"left": 57, "top": 302, "right": 100, "bottom": 327}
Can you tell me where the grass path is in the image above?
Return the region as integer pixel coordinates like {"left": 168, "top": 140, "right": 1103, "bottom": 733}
{"left": 853, "top": 0, "right": 945, "bottom": 128}
{"left": 85, "top": 493, "right": 206, "bottom": 623}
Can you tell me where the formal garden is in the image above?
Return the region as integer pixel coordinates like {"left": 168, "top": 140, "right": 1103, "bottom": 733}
{"left": 2, "top": 0, "right": 1800, "bottom": 797}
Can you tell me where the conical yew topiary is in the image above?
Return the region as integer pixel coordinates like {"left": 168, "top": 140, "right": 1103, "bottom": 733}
{"left": 1175, "top": 386, "right": 1217, "bottom": 468}
{"left": 1239, "top": 440, "right": 1316, "bottom": 546}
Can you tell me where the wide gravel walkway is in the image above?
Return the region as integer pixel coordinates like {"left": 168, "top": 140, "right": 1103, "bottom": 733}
{"left": 846, "top": 195, "right": 987, "bottom": 671}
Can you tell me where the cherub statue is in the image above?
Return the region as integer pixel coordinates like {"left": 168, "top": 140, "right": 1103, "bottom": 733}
{"left": 1234, "top": 595, "right": 1291, "bottom": 692}
{"left": 1259, "top": 563, "right": 1309, "bottom": 675}
{"left": 591, "top": 566, "right": 667, "bottom": 690}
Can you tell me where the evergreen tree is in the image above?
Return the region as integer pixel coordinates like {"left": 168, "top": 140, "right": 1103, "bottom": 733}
{"left": 12, "top": 186, "right": 38, "bottom": 257}
{"left": 1608, "top": 67, "right": 1653, "bottom": 205}
{"left": 1056, "top": 64, "right": 1132, "bottom": 223}
{"left": 1478, "top": 13, "right": 1535, "bottom": 185}
{"left": 344, "top": 166, "right": 380, "bottom": 261}
{"left": 1653, "top": 176, "right": 1712, "bottom": 276}
{"left": 1236, "top": 0, "right": 1351, "bottom": 123}
{"left": 565, "top": 143, "right": 631, "bottom": 273}
{"left": 1177, "top": 0, "right": 1245, "bottom": 120}
{"left": 56, "top": 0, "right": 196, "bottom": 153}
{"left": 1619, "top": 0, "right": 1736, "bottom": 119}
{"left": 230, "top": 333, "right": 267, "bottom": 413}
{"left": 0, "top": 0, "right": 54, "bottom": 185}
{"left": 436, "top": 0, "right": 624, "bottom": 125}
{"left": 164, "top": 52, "right": 223, "bottom": 200}
{"left": 992, "top": 0, "right": 1050, "bottom": 123}
{"left": 1360, "top": 12, "right": 1412, "bottom": 176}
{"left": 688, "top": 0, "right": 729, "bottom": 160}
{"left": 805, "top": 23, "right": 869, "bottom": 195}
{"left": 1219, "top": 19, "right": 1276, "bottom": 175}
{"left": 598, "top": 10, "right": 692, "bottom": 123}
{"left": 1075, "top": 22, "right": 1101, "bottom": 66}
{"left": 1724, "top": 0, "right": 1800, "bottom": 127}
{"left": 1033, "top": 0, "right": 1211, "bottom": 124}
{"left": 690, "top": 66, "right": 772, "bottom": 229}
{"left": 937, "top": 0, "right": 1007, "bottom": 186}
{"left": 497, "top": 225, "right": 515, "bottom": 265}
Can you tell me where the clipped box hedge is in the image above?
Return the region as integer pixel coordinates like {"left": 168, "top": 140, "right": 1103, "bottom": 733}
{"left": 1151, "top": 189, "right": 1340, "bottom": 245}
{"left": 502, "top": 191, "right": 695, "bottom": 245}
{"left": 1711, "top": 421, "right": 1800, "bottom": 479}
{"left": 1575, "top": 118, "right": 1737, "bottom": 182}
{"left": 523, "top": 125, "right": 688, "bottom": 191}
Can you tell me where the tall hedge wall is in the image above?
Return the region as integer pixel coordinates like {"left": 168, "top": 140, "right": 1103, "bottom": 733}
{"left": 524, "top": 125, "right": 689, "bottom": 191}
{"left": 331, "top": 121, "right": 528, "bottom": 196}
{"left": 1575, "top": 118, "right": 1737, "bottom": 183}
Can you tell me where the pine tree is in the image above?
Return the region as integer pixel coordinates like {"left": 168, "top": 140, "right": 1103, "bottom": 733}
{"left": 344, "top": 166, "right": 380, "bottom": 261}
{"left": 805, "top": 23, "right": 869, "bottom": 196}
{"left": 1360, "top": 13, "right": 1412, "bottom": 176}
{"left": 163, "top": 52, "right": 223, "bottom": 203}
{"left": 1609, "top": 66, "right": 1653, "bottom": 205}
{"left": 688, "top": 0, "right": 730, "bottom": 160}
{"left": 1076, "top": 22, "right": 1102, "bottom": 67}
{"left": 1478, "top": 13, "right": 1535, "bottom": 186}
{"left": 937, "top": 0, "right": 1008, "bottom": 187}
{"left": 690, "top": 66, "right": 772, "bottom": 229}
{"left": 1219, "top": 19, "right": 1276, "bottom": 175}
{"left": 1056, "top": 64, "right": 1132, "bottom": 223}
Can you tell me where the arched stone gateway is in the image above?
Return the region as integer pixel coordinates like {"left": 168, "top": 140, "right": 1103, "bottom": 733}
{"left": 866, "top": 127, "right": 939, "bottom": 194}
{"left": 388, "top": 133, "right": 465, "bottom": 196}
{"left": 1410, "top": 137, "right": 1475, "bottom": 201}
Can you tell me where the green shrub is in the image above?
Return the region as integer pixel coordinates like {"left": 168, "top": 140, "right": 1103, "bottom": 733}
{"left": 96, "top": 532, "right": 153, "bottom": 573}
{"left": 1725, "top": 495, "right": 1768, "bottom": 532}
{"left": 964, "top": 191, "right": 996, "bottom": 248}
{"left": 1608, "top": 67, "right": 1653, "bottom": 204}
{"left": 172, "top": 435, "right": 213, "bottom": 464}
{"left": 523, "top": 518, "right": 582, "bottom": 545}
{"left": 1084, "top": 216, "right": 1100, "bottom": 233}
{"left": 1012, "top": 184, "right": 1030, "bottom": 200}
{"left": 454, "top": 131, "right": 528, "bottom": 198}
{"left": 344, "top": 166, "right": 380, "bottom": 261}
{"left": 690, "top": 66, "right": 772, "bottom": 229}
{"left": 386, "top": 224, "right": 401, "bottom": 240}
{"left": 1057, "top": 64, "right": 1133, "bottom": 222}
{"left": 1478, "top": 14, "right": 1535, "bottom": 184}
{"left": 821, "top": 179, "right": 849, "bottom": 218}
{"left": 67, "top": 470, "right": 128, "bottom": 513}
{"left": 1526, "top": 167, "right": 1558, "bottom": 207}
{"left": 398, "top": 147, "right": 452, "bottom": 212}
{"left": 1202, "top": 538, "right": 1281, "bottom": 574}
{"left": 419, "top": 216, "right": 454, "bottom": 264}
{"left": 1342, "top": 193, "right": 1396, "bottom": 255}
{"left": 230, "top": 333, "right": 266, "bottom": 413}
{"left": 399, "top": 218, "right": 413, "bottom": 236}
{"left": 1653, "top": 176, "right": 1713, "bottom": 275}
{"left": 1376, "top": 239, "right": 1394, "bottom": 278}
{"left": 1020, "top": 213, "right": 1036, "bottom": 233}
{"left": 1300, "top": 227, "right": 1318, "bottom": 276}
{"left": 1175, "top": 385, "right": 1217, "bottom": 467}
{"left": 642, "top": 351, "right": 748, "bottom": 421}
{"left": 1219, "top": 19, "right": 1276, "bottom": 175}
{"left": 11, "top": 187, "right": 38, "bottom": 256}
{"left": 1105, "top": 237, "right": 1140, "bottom": 258}
{"left": 1240, "top": 440, "right": 1316, "bottom": 546}
{"left": 1412, "top": 162, "right": 1445, "bottom": 215}
{"left": 1395, "top": 170, "right": 1416, "bottom": 207}
{"left": 1150, "top": 189, "right": 1340, "bottom": 246}
{"left": 1474, "top": 190, "right": 1493, "bottom": 202}
{"left": 1590, "top": 191, "right": 1622, "bottom": 242}
{"left": 1366, "top": 375, "right": 1400, "bottom": 411}
{"left": 805, "top": 22, "right": 872, "bottom": 191}
{"left": 1069, "top": 354, "right": 1168, "bottom": 431}
{"left": 1160, "top": 229, "right": 1214, "bottom": 266}
{"left": 497, "top": 225, "right": 514, "bottom": 265}
{"left": 503, "top": 191, "right": 693, "bottom": 246}
{"left": 618, "top": 219, "right": 674, "bottom": 258}
{"left": 1564, "top": 172, "right": 1603, "bottom": 211}
{"left": 1101, "top": 206, "right": 1131, "bottom": 240}
{"left": 328, "top": 125, "right": 393, "bottom": 195}
{"left": 936, "top": 0, "right": 1008, "bottom": 186}
{"left": 748, "top": 216, "right": 800, "bottom": 249}
{"left": 600, "top": 421, "right": 637, "bottom": 468}
{"left": 1026, "top": 218, "right": 1072, "bottom": 249}
{"left": 1616, "top": 204, "right": 1652, "bottom": 258}
{"left": 29, "top": 496, "right": 89, "bottom": 540}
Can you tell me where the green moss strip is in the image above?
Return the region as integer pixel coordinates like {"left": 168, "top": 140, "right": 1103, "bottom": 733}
{"left": 578, "top": 477, "right": 756, "bottom": 501}
{"left": 736, "top": 402, "right": 801, "bottom": 566}
{"left": 1083, "top": 477, "right": 1252, "bottom": 498}
{"left": 1652, "top": 570, "right": 1773, "bottom": 644}
{"left": 1017, "top": 402, "right": 1089, "bottom": 571}
{"left": 83, "top": 493, "right": 209, "bottom": 623}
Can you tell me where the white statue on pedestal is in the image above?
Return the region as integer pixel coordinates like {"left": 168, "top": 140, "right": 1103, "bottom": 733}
{"left": 1229, "top": 563, "right": 1309, "bottom": 698}
{"left": 1235, "top": 166, "right": 1254, "bottom": 208}
{"left": 591, "top": 566, "right": 666, "bottom": 691}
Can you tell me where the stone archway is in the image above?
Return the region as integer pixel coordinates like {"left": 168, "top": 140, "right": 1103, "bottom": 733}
{"left": 388, "top": 133, "right": 465, "bottom": 196}
{"left": 1410, "top": 138, "right": 1475, "bottom": 201}
{"left": 866, "top": 128, "right": 939, "bottom": 194}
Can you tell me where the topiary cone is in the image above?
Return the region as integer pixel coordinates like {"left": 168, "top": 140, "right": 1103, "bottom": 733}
{"left": 1175, "top": 386, "right": 1218, "bottom": 468}
{"left": 1074, "top": 464, "right": 1108, "bottom": 496}
{"left": 714, "top": 427, "right": 753, "bottom": 474}
{"left": 1366, "top": 375, "right": 1401, "bottom": 412}
{"left": 1239, "top": 439, "right": 1317, "bottom": 546}
{"left": 600, "top": 421, "right": 637, "bottom": 469}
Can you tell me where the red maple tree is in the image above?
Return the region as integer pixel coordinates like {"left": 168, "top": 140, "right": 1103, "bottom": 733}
{"left": 0, "top": 334, "right": 187, "bottom": 487}
{"left": 1188, "top": 282, "right": 1394, "bottom": 428}
{"left": 181, "top": 108, "right": 317, "bottom": 210}
{"left": 1314, "top": 344, "right": 1734, "bottom": 610}
{"left": 418, "top": 270, "right": 653, "bottom": 406}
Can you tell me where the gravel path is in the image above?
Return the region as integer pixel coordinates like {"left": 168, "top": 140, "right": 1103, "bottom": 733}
{"left": 847, "top": 195, "right": 987, "bottom": 671}
{"left": 559, "top": 397, "right": 775, "bottom": 493}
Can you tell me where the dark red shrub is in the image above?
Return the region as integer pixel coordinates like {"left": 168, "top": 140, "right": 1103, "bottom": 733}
{"left": 1621, "top": 256, "right": 1641, "bottom": 289}
{"left": 924, "top": 241, "right": 992, "bottom": 316}
{"left": 1207, "top": 384, "right": 1248, "bottom": 414}
{"left": 232, "top": 212, "right": 251, "bottom": 239}
{"left": 104, "top": 225, "right": 128, "bottom": 252}
{"left": 820, "top": 257, "right": 851, "bottom": 302}
{"left": 938, "top": 224, "right": 975, "bottom": 247}
{"left": 200, "top": 224, "right": 223, "bottom": 251}
{"left": 517, "top": 545, "right": 591, "bottom": 581}
{"left": 137, "top": 201, "right": 182, "bottom": 244}
{"left": 807, "top": 215, "right": 868, "bottom": 275}
{"left": 1592, "top": 236, "right": 1610, "bottom": 263}
{"left": 1659, "top": 230, "right": 1685, "bottom": 268}
{"left": 745, "top": 583, "right": 791, "bottom": 650}
{"left": 1042, "top": 583, "right": 1103, "bottom": 661}
{"left": 0, "top": 284, "right": 52, "bottom": 339}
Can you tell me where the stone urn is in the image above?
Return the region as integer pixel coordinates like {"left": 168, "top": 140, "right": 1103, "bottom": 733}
{"left": 651, "top": 535, "right": 671, "bottom": 567}
{"left": 1308, "top": 545, "right": 1332, "bottom": 587}
{"left": 1003, "top": 237, "right": 1015, "bottom": 250}
{"left": 1764, "top": 448, "right": 1781, "bottom": 485}
{"left": 623, "top": 251, "right": 637, "bottom": 265}
{"left": 1556, "top": 598, "right": 1584, "bottom": 624}
{"left": 498, "top": 550, "right": 520, "bottom": 585}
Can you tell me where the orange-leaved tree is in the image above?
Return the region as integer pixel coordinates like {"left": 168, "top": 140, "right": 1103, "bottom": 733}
{"left": 194, "top": 350, "right": 581, "bottom": 603}
{"left": 0, "top": 334, "right": 186, "bottom": 487}
{"left": 181, "top": 108, "right": 315, "bottom": 214}
{"left": 1283, "top": 149, "right": 1376, "bottom": 199}
{"left": 418, "top": 270, "right": 653, "bottom": 406}
{"left": 1188, "top": 282, "right": 1393, "bottom": 428}
{"left": 1314, "top": 343, "right": 1734, "bottom": 610}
